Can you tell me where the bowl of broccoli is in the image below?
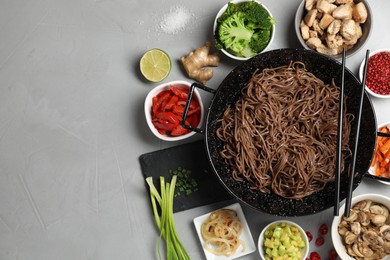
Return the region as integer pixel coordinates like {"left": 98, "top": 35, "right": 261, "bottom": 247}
{"left": 213, "top": 0, "right": 275, "bottom": 60}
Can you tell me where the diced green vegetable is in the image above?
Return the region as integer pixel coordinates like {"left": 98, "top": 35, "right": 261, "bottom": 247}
{"left": 262, "top": 222, "right": 306, "bottom": 260}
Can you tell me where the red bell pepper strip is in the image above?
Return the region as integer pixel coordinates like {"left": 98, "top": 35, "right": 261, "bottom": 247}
{"left": 171, "top": 124, "right": 189, "bottom": 136}
{"left": 155, "top": 111, "right": 180, "bottom": 125}
{"left": 152, "top": 91, "right": 170, "bottom": 115}
{"left": 170, "top": 87, "right": 188, "bottom": 99}
{"left": 163, "top": 95, "right": 178, "bottom": 111}
{"left": 152, "top": 119, "right": 176, "bottom": 131}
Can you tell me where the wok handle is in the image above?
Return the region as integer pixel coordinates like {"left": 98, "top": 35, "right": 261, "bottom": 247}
{"left": 181, "top": 82, "right": 216, "bottom": 134}
{"left": 378, "top": 132, "right": 390, "bottom": 138}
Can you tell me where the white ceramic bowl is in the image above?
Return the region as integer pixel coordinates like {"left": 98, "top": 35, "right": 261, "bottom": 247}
{"left": 258, "top": 220, "right": 309, "bottom": 260}
{"left": 331, "top": 193, "right": 390, "bottom": 260}
{"left": 295, "top": 0, "right": 372, "bottom": 59}
{"left": 144, "top": 80, "right": 204, "bottom": 141}
{"left": 213, "top": 0, "right": 275, "bottom": 61}
{"left": 359, "top": 48, "right": 390, "bottom": 98}
{"left": 368, "top": 122, "right": 390, "bottom": 185}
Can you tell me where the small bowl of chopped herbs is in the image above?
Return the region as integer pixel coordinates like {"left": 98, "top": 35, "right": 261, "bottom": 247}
{"left": 213, "top": 0, "right": 275, "bottom": 61}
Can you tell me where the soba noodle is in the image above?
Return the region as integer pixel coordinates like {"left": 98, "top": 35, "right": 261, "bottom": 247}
{"left": 216, "top": 61, "right": 352, "bottom": 199}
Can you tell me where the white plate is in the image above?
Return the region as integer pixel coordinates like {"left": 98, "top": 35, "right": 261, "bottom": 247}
{"left": 193, "top": 203, "right": 256, "bottom": 260}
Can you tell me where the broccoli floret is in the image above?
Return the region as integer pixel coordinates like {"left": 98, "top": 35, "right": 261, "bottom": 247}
{"left": 214, "top": 1, "right": 274, "bottom": 58}
{"left": 249, "top": 29, "right": 271, "bottom": 54}
{"left": 239, "top": 1, "right": 274, "bottom": 30}
{"left": 218, "top": 12, "right": 254, "bottom": 56}
{"left": 217, "top": 2, "right": 240, "bottom": 24}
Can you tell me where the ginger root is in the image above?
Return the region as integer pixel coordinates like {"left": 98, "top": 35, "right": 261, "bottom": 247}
{"left": 180, "top": 42, "right": 221, "bottom": 85}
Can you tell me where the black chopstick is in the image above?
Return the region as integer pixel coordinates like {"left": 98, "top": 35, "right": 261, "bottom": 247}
{"left": 378, "top": 132, "right": 390, "bottom": 138}
{"left": 344, "top": 49, "right": 370, "bottom": 217}
{"left": 334, "top": 48, "right": 346, "bottom": 216}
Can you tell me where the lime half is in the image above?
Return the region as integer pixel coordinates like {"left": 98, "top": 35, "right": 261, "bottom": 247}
{"left": 140, "top": 49, "right": 171, "bottom": 82}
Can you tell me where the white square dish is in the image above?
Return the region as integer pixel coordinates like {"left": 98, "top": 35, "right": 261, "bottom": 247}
{"left": 193, "top": 203, "right": 256, "bottom": 260}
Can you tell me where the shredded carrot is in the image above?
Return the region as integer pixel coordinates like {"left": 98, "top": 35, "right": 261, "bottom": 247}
{"left": 372, "top": 126, "right": 390, "bottom": 178}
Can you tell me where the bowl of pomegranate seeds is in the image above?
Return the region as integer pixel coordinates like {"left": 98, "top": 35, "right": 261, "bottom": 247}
{"left": 359, "top": 48, "right": 390, "bottom": 98}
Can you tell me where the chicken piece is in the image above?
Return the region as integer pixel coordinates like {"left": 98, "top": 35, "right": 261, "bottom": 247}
{"left": 305, "top": 0, "right": 317, "bottom": 11}
{"left": 319, "top": 13, "right": 335, "bottom": 29}
{"left": 300, "top": 21, "right": 310, "bottom": 40}
{"left": 343, "top": 22, "right": 362, "bottom": 45}
{"left": 317, "top": 44, "right": 338, "bottom": 55}
{"left": 335, "top": 0, "right": 353, "bottom": 4}
{"left": 352, "top": 2, "right": 368, "bottom": 23}
{"left": 316, "top": 0, "right": 334, "bottom": 14}
{"left": 327, "top": 19, "right": 342, "bottom": 35}
{"left": 309, "top": 30, "right": 318, "bottom": 38}
{"left": 340, "top": 18, "right": 356, "bottom": 40}
{"left": 312, "top": 19, "right": 324, "bottom": 36}
{"left": 355, "top": 22, "right": 363, "bottom": 38}
{"left": 326, "top": 34, "right": 344, "bottom": 49}
{"left": 304, "top": 9, "right": 318, "bottom": 27}
{"left": 306, "top": 37, "right": 322, "bottom": 49}
{"left": 333, "top": 4, "right": 353, "bottom": 20}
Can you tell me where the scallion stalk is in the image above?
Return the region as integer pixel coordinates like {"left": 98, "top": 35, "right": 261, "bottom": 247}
{"left": 146, "top": 176, "right": 190, "bottom": 260}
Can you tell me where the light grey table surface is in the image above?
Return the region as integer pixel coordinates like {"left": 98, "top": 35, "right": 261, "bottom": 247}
{"left": 0, "top": 0, "right": 389, "bottom": 259}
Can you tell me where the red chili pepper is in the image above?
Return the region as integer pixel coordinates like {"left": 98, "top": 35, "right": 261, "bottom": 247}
{"left": 306, "top": 231, "right": 313, "bottom": 242}
{"left": 329, "top": 249, "right": 338, "bottom": 260}
{"left": 315, "top": 236, "right": 324, "bottom": 246}
{"left": 310, "top": 252, "right": 321, "bottom": 260}
{"left": 366, "top": 51, "right": 390, "bottom": 95}
{"left": 319, "top": 224, "right": 328, "bottom": 236}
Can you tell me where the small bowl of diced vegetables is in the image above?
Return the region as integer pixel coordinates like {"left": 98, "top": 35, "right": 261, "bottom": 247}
{"left": 367, "top": 122, "right": 390, "bottom": 185}
{"left": 144, "top": 80, "right": 204, "bottom": 141}
{"left": 258, "top": 220, "right": 309, "bottom": 260}
{"left": 213, "top": 0, "right": 275, "bottom": 61}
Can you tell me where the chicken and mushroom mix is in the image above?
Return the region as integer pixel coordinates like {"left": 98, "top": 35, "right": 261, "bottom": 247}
{"left": 338, "top": 199, "right": 390, "bottom": 259}
{"left": 300, "top": 0, "right": 368, "bottom": 55}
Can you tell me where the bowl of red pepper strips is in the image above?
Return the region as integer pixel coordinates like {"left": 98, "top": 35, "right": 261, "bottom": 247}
{"left": 359, "top": 48, "right": 390, "bottom": 98}
{"left": 144, "top": 80, "right": 204, "bottom": 141}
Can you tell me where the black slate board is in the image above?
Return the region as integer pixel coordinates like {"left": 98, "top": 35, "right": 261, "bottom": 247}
{"left": 139, "top": 140, "right": 232, "bottom": 213}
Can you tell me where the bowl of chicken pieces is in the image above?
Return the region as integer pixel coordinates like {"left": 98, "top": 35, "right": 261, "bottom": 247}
{"left": 295, "top": 0, "right": 372, "bottom": 59}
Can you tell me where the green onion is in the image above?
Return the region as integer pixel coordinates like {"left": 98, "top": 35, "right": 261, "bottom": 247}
{"left": 169, "top": 167, "right": 198, "bottom": 197}
{"left": 146, "top": 176, "right": 190, "bottom": 260}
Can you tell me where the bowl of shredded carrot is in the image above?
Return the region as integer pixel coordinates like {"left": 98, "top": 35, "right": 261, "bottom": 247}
{"left": 368, "top": 122, "right": 390, "bottom": 184}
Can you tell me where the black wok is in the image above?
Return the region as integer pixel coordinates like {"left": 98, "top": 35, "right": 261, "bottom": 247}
{"left": 182, "top": 49, "right": 377, "bottom": 216}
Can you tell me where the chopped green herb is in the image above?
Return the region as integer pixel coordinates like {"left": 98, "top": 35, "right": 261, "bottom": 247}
{"left": 169, "top": 167, "right": 198, "bottom": 197}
